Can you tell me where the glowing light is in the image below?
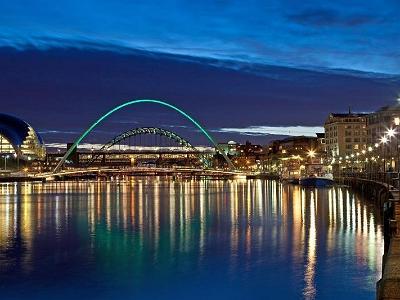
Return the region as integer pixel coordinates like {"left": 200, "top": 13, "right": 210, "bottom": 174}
{"left": 380, "top": 136, "right": 388, "bottom": 144}
{"left": 394, "top": 117, "right": 400, "bottom": 126}
{"left": 386, "top": 128, "right": 396, "bottom": 138}
{"left": 307, "top": 149, "right": 316, "bottom": 158}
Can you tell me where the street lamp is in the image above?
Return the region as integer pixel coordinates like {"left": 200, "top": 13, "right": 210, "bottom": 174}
{"left": 307, "top": 149, "right": 316, "bottom": 159}
{"left": 381, "top": 135, "right": 389, "bottom": 184}
{"left": 386, "top": 128, "right": 396, "bottom": 172}
{"left": 387, "top": 128, "right": 396, "bottom": 138}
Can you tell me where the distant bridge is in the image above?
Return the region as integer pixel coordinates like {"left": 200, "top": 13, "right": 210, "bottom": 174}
{"left": 84, "top": 127, "right": 213, "bottom": 168}
{"left": 54, "top": 99, "right": 234, "bottom": 172}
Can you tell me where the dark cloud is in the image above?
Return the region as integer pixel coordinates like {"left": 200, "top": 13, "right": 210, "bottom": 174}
{"left": 0, "top": 47, "right": 398, "bottom": 145}
{"left": 287, "top": 8, "right": 381, "bottom": 27}
{"left": 0, "top": 1, "right": 399, "bottom": 74}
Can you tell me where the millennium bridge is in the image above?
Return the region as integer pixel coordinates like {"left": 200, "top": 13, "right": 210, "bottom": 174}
{"left": 19, "top": 99, "right": 248, "bottom": 181}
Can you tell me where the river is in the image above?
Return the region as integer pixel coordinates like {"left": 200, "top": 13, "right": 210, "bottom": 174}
{"left": 0, "top": 178, "right": 383, "bottom": 299}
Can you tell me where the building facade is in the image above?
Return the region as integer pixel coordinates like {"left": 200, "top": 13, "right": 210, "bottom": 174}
{"left": 324, "top": 113, "right": 368, "bottom": 158}
{"left": 367, "top": 104, "right": 400, "bottom": 146}
{"left": 268, "top": 136, "right": 322, "bottom": 157}
{"left": 0, "top": 113, "right": 45, "bottom": 161}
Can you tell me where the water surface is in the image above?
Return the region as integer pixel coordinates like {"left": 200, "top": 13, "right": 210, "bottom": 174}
{"left": 0, "top": 178, "right": 383, "bottom": 299}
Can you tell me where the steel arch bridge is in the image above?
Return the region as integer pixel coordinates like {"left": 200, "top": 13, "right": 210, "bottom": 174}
{"left": 85, "top": 127, "right": 213, "bottom": 168}
{"left": 53, "top": 99, "right": 234, "bottom": 172}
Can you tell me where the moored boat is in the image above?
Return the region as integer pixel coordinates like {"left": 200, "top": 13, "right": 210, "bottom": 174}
{"left": 299, "top": 175, "right": 334, "bottom": 187}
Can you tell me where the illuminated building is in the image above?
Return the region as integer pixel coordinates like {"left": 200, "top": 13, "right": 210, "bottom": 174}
{"left": 266, "top": 135, "right": 326, "bottom": 177}
{"left": 236, "top": 141, "right": 263, "bottom": 156}
{"left": 324, "top": 111, "right": 367, "bottom": 158}
{"left": 217, "top": 141, "right": 238, "bottom": 156}
{"left": 0, "top": 113, "right": 45, "bottom": 161}
{"left": 367, "top": 103, "right": 400, "bottom": 161}
{"left": 268, "top": 136, "right": 322, "bottom": 157}
{"left": 367, "top": 104, "right": 400, "bottom": 141}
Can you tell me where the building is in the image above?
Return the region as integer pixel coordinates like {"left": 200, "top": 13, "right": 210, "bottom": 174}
{"left": 217, "top": 141, "right": 238, "bottom": 156}
{"left": 268, "top": 136, "right": 322, "bottom": 157}
{"left": 367, "top": 103, "right": 400, "bottom": 145}
{"left": 0, "top": 113, "right": 45, "bottom": 161}
{"left": 215, "top": 141, "right": 264, "bottom": 170}
{"left": 265, "top": 135, "right": 325, "bottom": 177}
{"left": 324, "top": 112, "right": 368, "bottom": 158}
{"left": 236, "top": 141, "right": 264, "bottom": 156}
{"left": 316, "top": 133, "right": 326, "bottom": 151}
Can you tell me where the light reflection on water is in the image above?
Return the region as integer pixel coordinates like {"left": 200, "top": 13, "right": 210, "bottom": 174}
{"left": 0, "top": 178, "right": 383, "bottom": 299}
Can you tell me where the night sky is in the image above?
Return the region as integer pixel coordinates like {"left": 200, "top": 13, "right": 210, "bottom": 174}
{"left": 0, "top": 0, "right": 399, "bottom": 146}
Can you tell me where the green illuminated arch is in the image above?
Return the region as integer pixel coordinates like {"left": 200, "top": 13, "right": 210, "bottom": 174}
{"left": 53, "top": 99, "right": 234, "bottom": 172}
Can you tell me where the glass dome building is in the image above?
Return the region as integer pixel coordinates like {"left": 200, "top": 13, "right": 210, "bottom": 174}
{"left": 0, "top": 113, "right": 46, "bottom": 160}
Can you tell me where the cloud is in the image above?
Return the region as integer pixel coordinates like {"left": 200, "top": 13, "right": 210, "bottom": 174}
{"left": 45, "top": 142, "right": 214, "bottom": 151}
{"left": 38, "top": 129, "right": 81, "bottom": 135}
{"left": 214, "top": 126, "right": 324, "bottom": 137}
{"left": 0, "top": 0, "right": 399, "bottom": 74}
{"left": 287, "top": 9, "right": 380, "bottom": 27}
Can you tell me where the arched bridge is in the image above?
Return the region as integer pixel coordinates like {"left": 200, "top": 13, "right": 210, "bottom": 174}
{"left": 85, "top": 127, "right": 212, "bottom": 168}
{"left": 53, "top": 99, "right": 234, "bottom": 172}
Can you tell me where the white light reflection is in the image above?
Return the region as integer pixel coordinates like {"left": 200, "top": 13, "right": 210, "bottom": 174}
{"left": 303, "top": 189, "right": 317, "bottom": 300}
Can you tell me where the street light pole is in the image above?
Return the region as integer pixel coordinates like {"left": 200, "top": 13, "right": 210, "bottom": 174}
{"left": 381, "top": 136, "right": 388, "bottom": 183}
{"left": 394, "top": 117, "right": 400, "bottom": 188}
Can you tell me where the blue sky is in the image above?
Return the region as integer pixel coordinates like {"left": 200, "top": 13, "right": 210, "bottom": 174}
{"left": 1, "top": 0, "right": 399, "bottom": 74}
{"left": 0, "top": 1, "right": 399, "bottom": 145}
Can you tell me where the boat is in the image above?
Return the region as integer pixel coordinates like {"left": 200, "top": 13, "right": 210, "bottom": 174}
{"left": 299, "top": 174, "right": 334, "bottom": 187}
{"left": 298, "top": 162, "right": 334, "bottom": 187}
